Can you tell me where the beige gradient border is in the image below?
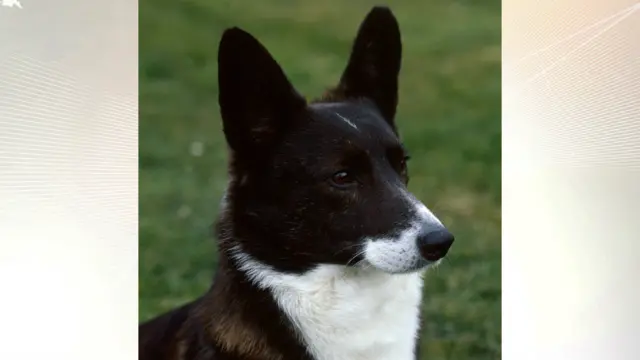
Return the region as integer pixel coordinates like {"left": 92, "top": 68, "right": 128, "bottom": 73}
{"left": 504, "top": 0, "right": 640, "bottom": 359}
{"left": 0, "top": 0, "right": 138, "bottom": 359}
{"left": 0, "top": 0, "right": 639, "bottom": 359}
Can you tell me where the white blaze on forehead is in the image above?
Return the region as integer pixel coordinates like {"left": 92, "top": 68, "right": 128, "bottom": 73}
{"left": 335, "top": 112, "right": 359, "bottom": 130}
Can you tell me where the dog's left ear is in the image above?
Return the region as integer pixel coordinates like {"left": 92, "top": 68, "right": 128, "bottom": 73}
{"left": 333, "top": 6, "right": 402, "bottom": 127}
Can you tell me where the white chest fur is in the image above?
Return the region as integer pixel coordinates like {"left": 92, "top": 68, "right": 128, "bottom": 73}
{"left": 233, "top": 250, "right": 425, "bottom": 360}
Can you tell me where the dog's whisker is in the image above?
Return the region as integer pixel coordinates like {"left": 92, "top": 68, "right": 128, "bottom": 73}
{"left": 345, "top": 248, "right": 367, "bottom": 267}
{"left": 332, "top": 242, "right": 363, "bottom": 256}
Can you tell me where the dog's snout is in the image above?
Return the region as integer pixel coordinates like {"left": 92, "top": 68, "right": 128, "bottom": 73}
{"left": 416, "top": 228, "right": 454, "bottom": 261}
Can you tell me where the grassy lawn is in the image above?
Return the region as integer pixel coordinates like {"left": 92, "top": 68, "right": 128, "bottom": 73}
{"left": 139, "top": 1, "right": 501, "bottom": 359}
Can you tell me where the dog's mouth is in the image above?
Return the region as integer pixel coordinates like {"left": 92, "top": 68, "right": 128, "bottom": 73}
{"left": 353, "top": 256, "right": 435, "bottom": 275}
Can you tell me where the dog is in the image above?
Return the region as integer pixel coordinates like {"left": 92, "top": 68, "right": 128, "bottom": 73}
{"left": 139, "top": 6, "right": 454, "bottom": 360}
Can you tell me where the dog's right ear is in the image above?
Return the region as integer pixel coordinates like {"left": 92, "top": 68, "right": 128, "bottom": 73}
{"left": 217, "top": 28, "right": 306, "bottom": 157}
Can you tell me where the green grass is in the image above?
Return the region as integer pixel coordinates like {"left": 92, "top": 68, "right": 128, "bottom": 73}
{"left": 139, "top": 1, "right": 501, "bottom": 359}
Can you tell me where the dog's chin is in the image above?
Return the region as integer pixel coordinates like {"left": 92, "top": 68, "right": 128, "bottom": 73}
{"left": 359, "top": 257, "right": 437, "bottom": 275}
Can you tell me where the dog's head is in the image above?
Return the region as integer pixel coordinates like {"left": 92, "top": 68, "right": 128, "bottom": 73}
{"left": 217, "top": 6, "right": 453, "bottom": 275}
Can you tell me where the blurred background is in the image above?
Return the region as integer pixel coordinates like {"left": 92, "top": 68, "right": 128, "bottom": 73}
{"left": 139, "top": 0, "right": 500, "bottom": 359}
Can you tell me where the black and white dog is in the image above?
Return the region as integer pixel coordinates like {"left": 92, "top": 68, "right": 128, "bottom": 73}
{"left": 139, "top": 6, "right": 454, "bottom": 360}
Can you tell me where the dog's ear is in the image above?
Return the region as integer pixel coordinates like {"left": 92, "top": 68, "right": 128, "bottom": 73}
{"left": 217, "top": 28, "right": 306, "bottom": 157}
{"left": 332, "top": 7, "right": 402, "bottom": 127}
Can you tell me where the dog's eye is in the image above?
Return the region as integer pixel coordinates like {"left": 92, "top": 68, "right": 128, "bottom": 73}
{"left": 330, "top": 170, "right": 357, "bottom": 188}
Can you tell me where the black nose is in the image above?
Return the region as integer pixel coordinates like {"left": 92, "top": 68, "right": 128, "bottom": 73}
{"left": 416, "top": 229, "right": 454, "bottom": 261}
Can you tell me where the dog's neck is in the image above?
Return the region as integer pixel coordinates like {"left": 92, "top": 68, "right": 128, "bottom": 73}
{"left": 199, "top": 252, "right": 308, "bottom": 360}
{"left": 203, "top": 244, "right": 425, "bottom": 360}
